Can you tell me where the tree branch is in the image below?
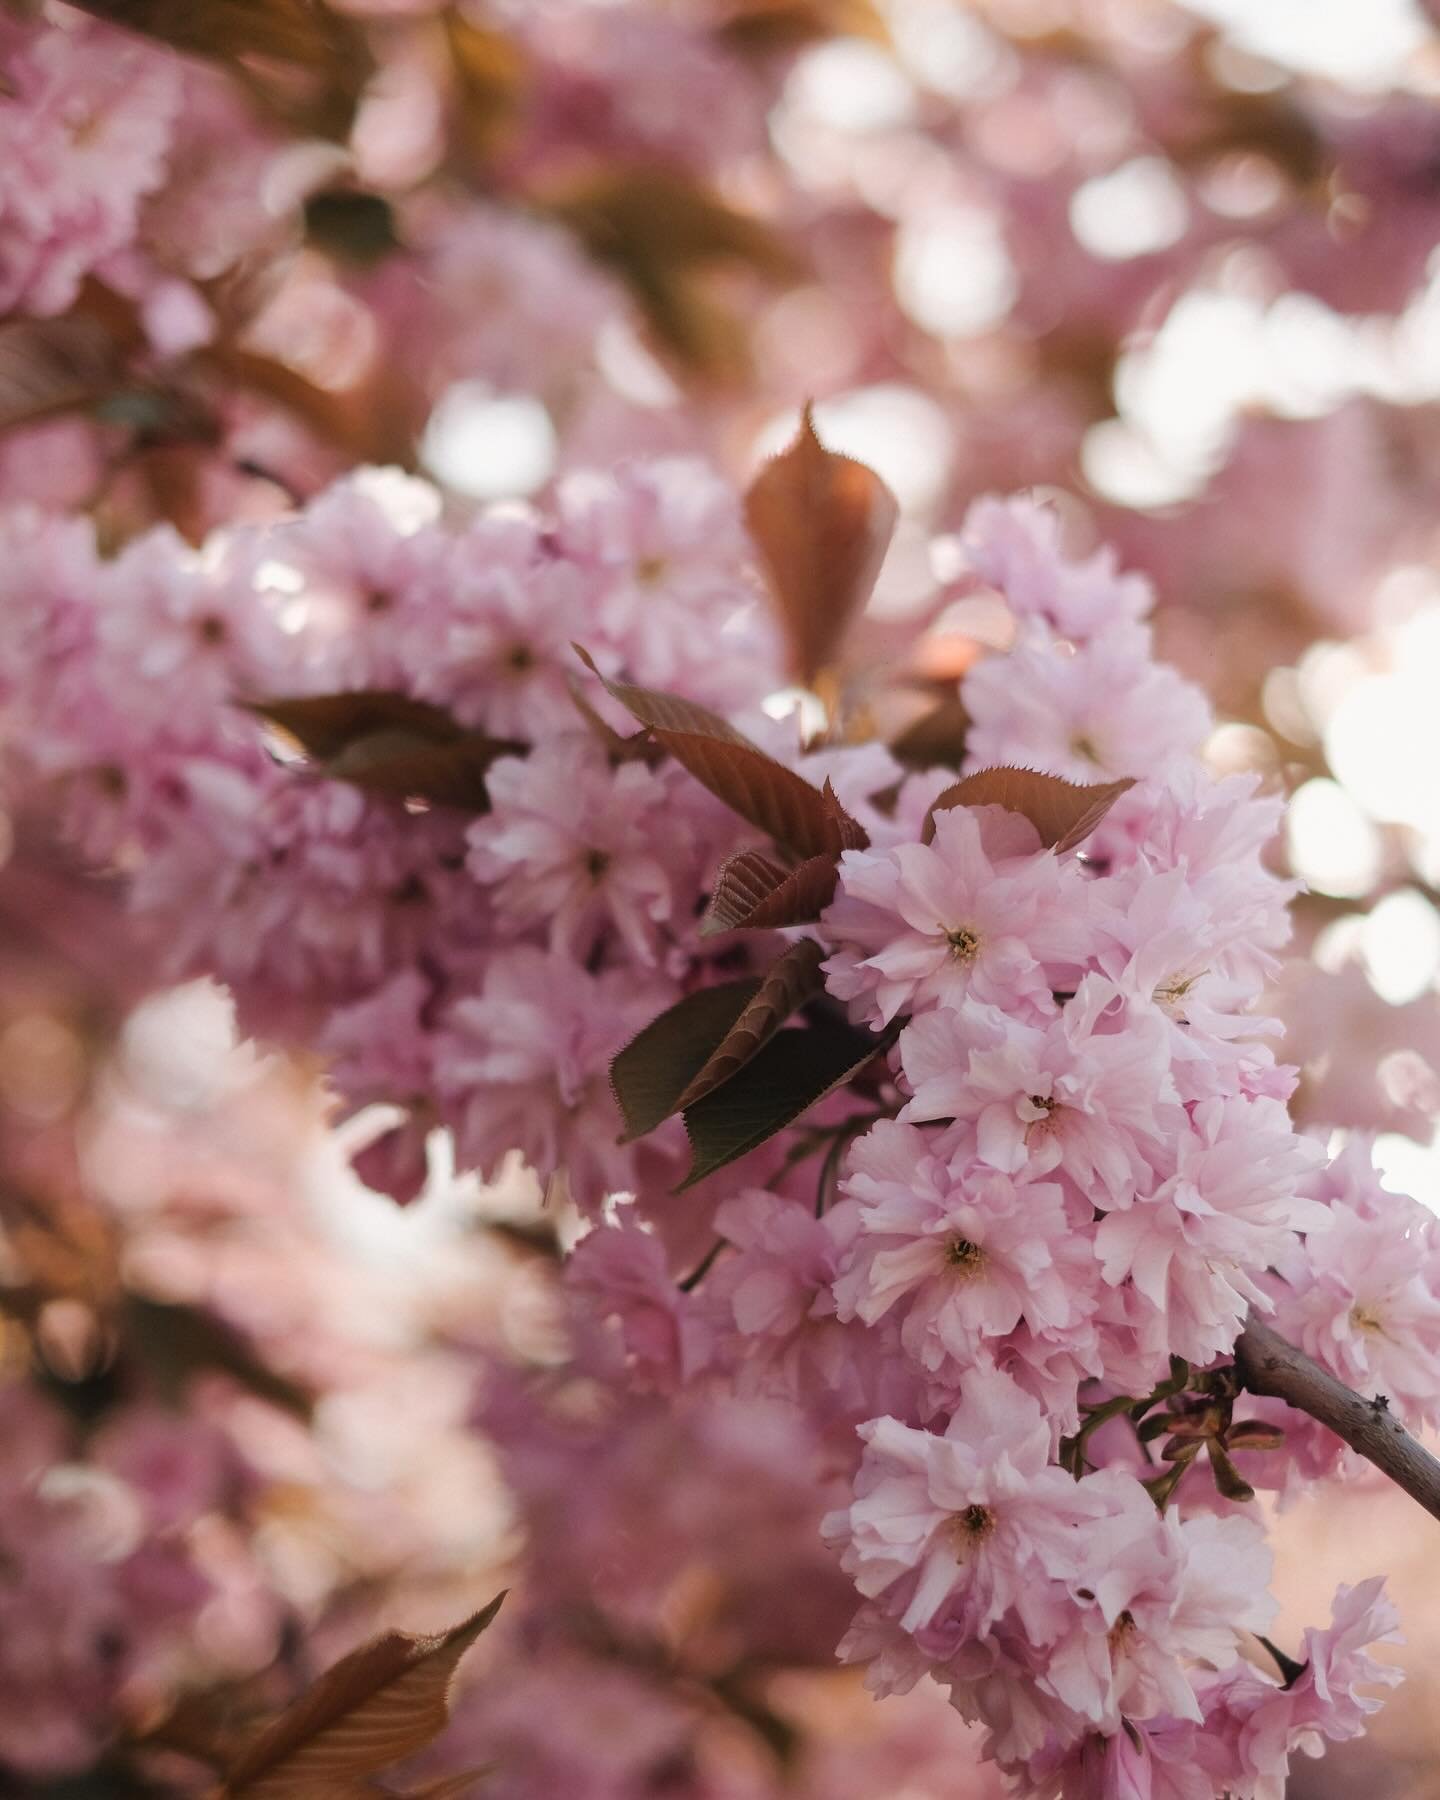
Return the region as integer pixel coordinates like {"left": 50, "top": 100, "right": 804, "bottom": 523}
{"left": 1234, "top": 1311, "right": 1440, "bottom": 1524}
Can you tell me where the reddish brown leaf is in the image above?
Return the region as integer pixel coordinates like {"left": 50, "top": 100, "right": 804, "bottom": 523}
{"left": 0, "top": 316, "right": 121, "bottom": 435}
{"left": 566, "top": 673, "right": 662, "bottom": 765}
{"left": 124, "top": 1293, "right": 311, "bottom": 1420}
{"left": 205, "top": 344, "right": 422, "bottom": 470}
{"left": 247, "top": 693, "right": 524, "bottom": 811}
{"left": 822, "top": 778, "right": 870, "bottom": 851}
{"left": 398, "top": 1772, "right": 495, "bottom": 1799}
{"left": 69, "top": 0, "right": 373, "bottom": 139}
{"left": 249, "top": 693, "right": 461, "bottom": 760}
{"left": 220, "top": 1595, "right": 505, "bottom": 1797}
{"left": 673, "top": 939, "right": 825, "bottom": 1112}
{"left": 543, "top": 167, "right": 801, "bottom": 377}
{"left": 573, "top": 649, "right": 867, "bottom": 857}
{"left": 744, "top": 406, "right": 898, "bottom": 686}
{"left": 889, "top": 695, "right": 970, "bottom": 770}
{"left": 922, "top": 766, "right": 1134, "bottom": 853}
{"left": 322, "top": 735, "right": 520, "bottom": 810}
{"left": 701, "top": 848, "right": 842, "bottom": 935}
{"left": 715, "top": 0, "right": 889, "bottom": 54}
{"left": 446, "top": 7, "right": 528, "bottom": 165}
{"left": 1223, "top": 1420, "right": 1286, "bottom": 1453}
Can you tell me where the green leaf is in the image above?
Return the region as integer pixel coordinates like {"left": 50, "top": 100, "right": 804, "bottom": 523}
{"left": 701, "top": 847, "right": 843, "bottom": 935}
{"left": 573, "top": 648, "right": 867, "bottom": 857}
{"left": 678, "top": 1013, "right": 894, "bottom": 1189}
{"left": 743, "top": 405, "right": 898, "bottom": 686}
{"left": 923, "top": 765, "right": 1134, "bottom": 853}
{"left": 611, "top": 979, "right": 763, "bottom": 1143}
{"left": 672, "top": 939, "right": 825, "bottom": 1112}
{"left": 1206, "top": 1438, "right": 1256, "bottom": 1504}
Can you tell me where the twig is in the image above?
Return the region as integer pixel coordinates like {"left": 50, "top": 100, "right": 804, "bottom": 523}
{"left": 678, "top": 1238, "right": 725, "bottom": 1293}
{"left": 1234, "top": 1312, "right": 1440, "bottom": 1524}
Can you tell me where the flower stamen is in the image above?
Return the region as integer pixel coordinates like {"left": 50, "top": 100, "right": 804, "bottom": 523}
{"left": 946, "top": 1236, "right": 985, "bottom": 1275}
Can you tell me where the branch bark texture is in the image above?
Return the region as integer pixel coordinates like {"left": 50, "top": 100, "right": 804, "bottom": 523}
{"left": 1235, "top": 1311, "right": 1440, "bottom": 1524}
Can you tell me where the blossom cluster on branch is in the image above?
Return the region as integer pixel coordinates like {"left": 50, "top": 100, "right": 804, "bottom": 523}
{"left": 2, "top": 416, "right": 1433, "bottom": 1796}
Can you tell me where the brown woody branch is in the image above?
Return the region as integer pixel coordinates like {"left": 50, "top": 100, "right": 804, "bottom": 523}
{"left": 1234, "top": 1311, "right": 1440, "bottom": 1524}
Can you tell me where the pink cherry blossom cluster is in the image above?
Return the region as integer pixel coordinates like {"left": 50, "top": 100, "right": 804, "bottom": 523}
{"left": 800, "top": 506, "right": 1397, "bottom": 1793}
{"left": 568, "top": 498, "right": 1420, "bottom": 1797}
{"left": 0, "top": 456, "right": 791, "bottom": 1212}
{"left": 0, "top": 6, "right": 286, "bottom": 343}
{"left": 6, "top": 0, "right": 1440, "bottom": 1789}
{"left": 3, "top": 453, "right": 1429, "bottom": 1794}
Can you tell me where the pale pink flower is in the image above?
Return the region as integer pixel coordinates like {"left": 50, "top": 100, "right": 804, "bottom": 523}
{"left": 468, "top": 740, "right": 686, "bottom": 966}
{"left": 824, "top": 805, "right": 1086, "bottom": 1028}
{"left": 94, "top": 527, "right": 281, "bottom": 741}
{"left": 1094, "top": 1096, "right": 1328, "bottom": 1369}
{"left": 833, "top": 1119, "right": 1088, "bottom": 1380}
{"left": 90, "top": 1408, "right": 232, "bottom": 1533}
{"left": 1113, "top": 770, "right": 1296, "bottom": 981}
{"left": 246, "top": 469, "right": 453, "bottom": 690}
{"left": 963, "top": 632, "right": 1211, "bottom": 785}
{"left": 706, "top": 1189, "right": 879, "bottom": 1418}
{"left": 1042, "top": 1484, "right": 1274, "bottom": 1731}
{"left": 961, "top": 495, "right": 1153, "bottom": 643}
{"left": 414, "top": 516, "right": 592, "bottom": 737}
{"left": 900, "top": 979, "right": 1179, "bottom": 1205}
{"left": 321, "top": 970, "right": 439, "bottom": 1103}
{"left": 1027, "top": 1716, "right": 1211, "bottom": 1800}
{"left": 517, "top": 6, "right": 766, "bottom": 174}
{"left": 420, "top": 202, "right": 623, "bottom": 395}
{"left": 439, "top": 949, "right": 676, "bottom": 1208}
{"left": 567, "top": 1209, "right": 713, "bottom": 1393}
{"left": 1267, "top": 1141, "right": 1440, "bottom": 1428}
{"left": 825, "top": 1364, "right": 1099, "bottom": 1638}
{"left": 1192, "top": 1580, "right": 1402, "bottom": 1800}
{"left": 0, "top": 17, "right": 180, "bottom": 316}
{"left": 555, "top": 455, "right": 777, "bottom": 711}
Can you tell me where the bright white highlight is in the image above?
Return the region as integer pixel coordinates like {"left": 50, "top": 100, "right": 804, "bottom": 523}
{"left": 421, "top": 383, "right": 557, "bottom": 500}
{"left": 786, "top": 38, "right": 917, "bottom": 133}
{"left": 1325, "top": 607, "right": 1440, "bottom": 841}
{"left": 894, "top": 207, "right": 1018, "bottom": 337}
{"left": 1070, "top": 158, "right": 1188, "bottom": 261}
{"left": 1361, "top": 890, "right": 1440, "bottom": 1006}
{"left": 1181, "top": 0, "right": 1428, "bottom": 88}
{"left": 1286, "top": 778, "right": 1382, "bottom": 899}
